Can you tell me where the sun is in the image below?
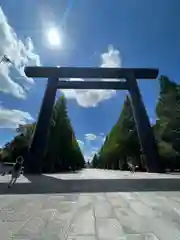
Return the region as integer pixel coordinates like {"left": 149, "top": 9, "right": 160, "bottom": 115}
{"left": 47, "top": 27, "right": 61, "bottom": 47}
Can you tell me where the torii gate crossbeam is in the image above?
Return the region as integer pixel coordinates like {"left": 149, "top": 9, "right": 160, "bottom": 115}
{"left": 24, "top": 67, "right": 161, "bottom": 173}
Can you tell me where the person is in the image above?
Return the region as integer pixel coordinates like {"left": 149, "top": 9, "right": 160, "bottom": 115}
{"left": 8, "top": 156, "right": 24, "bottom": 188}
{"left": 128, "top": 161, "right": 135, "bottom": 173}
{"left": 0, "top": 159, "right": 5, "bottom": 176}
{"left": 0, "top": 159, "right": 3, "bottom": 174}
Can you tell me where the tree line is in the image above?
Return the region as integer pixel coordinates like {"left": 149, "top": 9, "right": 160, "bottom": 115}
{"left": 92, "top": 76, "right": 180, "bottom": 172}
{"left": 1, "top": 75, "right": 179, "bottom": 173}
{"left": 0, "top": 96, "right": 85, "bottom": 173}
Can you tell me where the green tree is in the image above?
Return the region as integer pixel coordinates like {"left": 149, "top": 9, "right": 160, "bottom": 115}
{"left": 155, "top": 75, "right": 180, "bottom": 169}
{"left": 1, "top": 134, "right": 29, "bottom": 163}
{"left": 97, "top": 96, "right": 141, "bottom": 170}
{"left": 91, "top": 154, "right": 99, "bottom": 168}
{"left": 2, "top": 96, "right": 85, "bottom": 172}
{"left": 44, "top": 96, "right": 85, "bottom": 172}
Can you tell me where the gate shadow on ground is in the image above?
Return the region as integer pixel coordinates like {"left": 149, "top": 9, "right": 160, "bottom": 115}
{"left": 0, "top": 174, "right": 180, "bottom": 194}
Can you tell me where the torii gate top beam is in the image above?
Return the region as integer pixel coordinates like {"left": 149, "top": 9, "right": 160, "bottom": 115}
{"left": 25, "top": 67, "right": 158, "bottom": 79}
{"left": 24, "top": 66, "right": 160, "bottom": 174}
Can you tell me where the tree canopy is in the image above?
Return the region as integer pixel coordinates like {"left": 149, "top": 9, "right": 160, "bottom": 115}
{"left": 1, "top": 75, "right": 180, "bottom": 173}
{"left": 92, "top": 76, "right": 180, "bottom": 172}
{"left": 0, "top": 96, "right": 85, "bottom": 173}
{"left": 92, "top": 96, "right": 141, "bottom": 170}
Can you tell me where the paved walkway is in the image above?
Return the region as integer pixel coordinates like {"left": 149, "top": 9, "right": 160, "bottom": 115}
{"left": 0, "top": 169, "right": 180, "bottom": 239}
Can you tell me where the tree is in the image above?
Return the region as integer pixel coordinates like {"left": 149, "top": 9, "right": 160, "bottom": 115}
{"left": 97, "top": 95, "right": 141, "bottom": 170}
{"left": 91, "top": 154, "right": 99, "bottom": 168}
{"left": 43, "top": 96, "right": 85, "bottom": 172}
{"left": 1, "top": 134, "right": 29, "bottom": 163}
{"left": 1, "top": 96, "right": 85, "bottom": 173}
{"left": 155, "top": 75, "right": 180, "bottom": 170}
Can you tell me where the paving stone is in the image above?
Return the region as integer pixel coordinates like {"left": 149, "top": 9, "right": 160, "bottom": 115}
{"left": 12, "top": 235, "right": 60, "bottom": 239}
{"left": 0, "top": 208, "right": 30, "bottom": 222}
{"left": 69, "top": 207, "right": 95, "bottom": 236}
{"left": 96, "top": 218, "right": 124, "bottom": 240}
{"left": 129, "top": 201, "right": 156, "bottom": 217}
{"left": 0, "top": 196, "right": 15, "bottom": 209}
{"left": 94, "top": 201, "right": 114, "bottom": 218}
{"left": 107, "top": 196, "right": 130, "bottom": 208}
{"left": 115, "top": 207, "right": 149, "bottom": 234}
{"left": 1, "top": 170, "right": 180, "bottom": 240}
{"left": 146, "top": 216, "right": 180, "bottom": 240}
{"left": 15, "top": 216, "right": 46, "bottom": 237}
{"left": 95, "top": 193, "right": 107, "bottom": 202}
{"left": 118, "top": 233, "right": 160, "bottom": 240}
{"left": 0, "top": 221, "right": 23, "bottom": 239}
{"left": 77, "top": 194, "right": 97, "bottom": 207}
{"left": 136, "top": 193, "right": 168, "bottom": 208}
{"left": 119, "top": 192, "right": 141, "bottom": 202}
{"left": 68, "top": 236, "right": 97, "bottom": 240}
{"left": 41, "top": 216, "right": 70, "bottom": 239}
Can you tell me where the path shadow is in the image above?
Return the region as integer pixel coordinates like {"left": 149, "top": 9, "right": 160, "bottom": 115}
{"left": 0, "top": 174, "right": 180, "bottom": 194}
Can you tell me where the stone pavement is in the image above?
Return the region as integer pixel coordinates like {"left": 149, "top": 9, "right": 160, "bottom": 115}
{"left": 0, "top": 169, "right": 180, "bottom": 239}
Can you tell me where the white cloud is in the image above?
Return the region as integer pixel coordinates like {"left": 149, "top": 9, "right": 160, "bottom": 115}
{"left": 61, "top": 45, "right": 121, "bottom": 107}
{"left": 0, "top": 7, "right": 40, "bottom": 98}
{"left": 84, "top": 154, "right": 92, "bottom": 162}
{"left": 82, "top": 133, "right": 104, "bottom": 162}
{"left": 84, "top": 152, "right": 95, "bottom": 162}
{"left": 77, "top": 139, "right": 85, "bottom": 151}
{"left": 85, "top": 133, "right": 97, "bottom": 141}
{"left": 95, "top": 134, "right": 106, "bottom": 143}
{"left": 84, "top": 148, "right": 99, "bottom": 162}
{"left": 77, "top": 139, "right": 84, "bottom": 146}
{"left": 101, "top": 45, "right": 121, "bottom": 68}
{"left": 0, "top": 103, "right": 33, "bottom": 129}
{"left": 92, "top": 147, "right": 99, "bottom": 151}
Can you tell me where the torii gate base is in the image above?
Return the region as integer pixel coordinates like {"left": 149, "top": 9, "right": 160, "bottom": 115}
{"left": 24, "top": 67, "right": 161, "bottom": 174}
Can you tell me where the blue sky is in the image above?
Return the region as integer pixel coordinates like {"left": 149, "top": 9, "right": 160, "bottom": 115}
{"left": 0, "top": 0, "right": 179, "bottom": 161}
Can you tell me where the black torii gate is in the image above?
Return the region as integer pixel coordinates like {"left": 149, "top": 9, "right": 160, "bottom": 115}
{"left": 24, "top": 66, "right": 161, "bottom": 173}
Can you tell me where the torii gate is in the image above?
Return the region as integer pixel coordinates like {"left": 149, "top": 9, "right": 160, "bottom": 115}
{"left": 24, "top": 67, "right": 161, "bottom": 173}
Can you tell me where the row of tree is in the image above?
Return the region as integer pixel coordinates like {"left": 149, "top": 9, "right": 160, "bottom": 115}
{"left": 0, "top": 96, "right": 85, "bottom": 173}
{"left": 1, "top": 75, "right": 179, "bottom": 173}
{"left": 92, "top": 76, "right": 180, "bottom": 172}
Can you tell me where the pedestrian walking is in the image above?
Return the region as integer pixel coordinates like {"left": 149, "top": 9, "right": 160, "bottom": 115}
{"left": 128, "top": 161, "right": 135, "bottom": 173}
{"left": 8, "top": 156, "right": 24, "bottom": 188}
{"left": 0, "top": 159, "right": 5, "bottom": 176}
{"left": 0, "top": 159, "right": 3, "bottom": 174}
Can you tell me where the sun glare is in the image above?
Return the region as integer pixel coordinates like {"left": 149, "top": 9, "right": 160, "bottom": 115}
{"left": 47, "top": 27, "right": 61, "bottom": 47}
